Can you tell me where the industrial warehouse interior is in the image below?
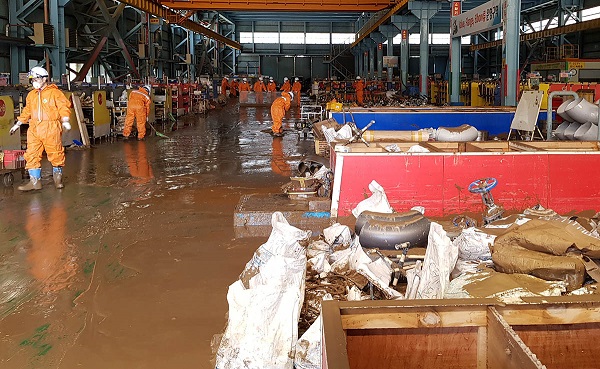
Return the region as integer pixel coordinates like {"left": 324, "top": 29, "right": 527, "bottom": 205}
{"left": 1, "top": 0, "right": 600, "bottom": 368}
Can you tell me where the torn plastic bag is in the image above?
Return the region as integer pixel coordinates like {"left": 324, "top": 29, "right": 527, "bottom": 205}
{"left": 216, "top": 212, "right": 310, "bottom": 369}
{"left": 294, "top": 294, "right": 332, "bottom": 369}
{"left": 454, "top": 228, "right": 495, "bottom": 261}
{"left": 407, "top": 222, "right": 458, "bottom": 299}
{"left": 351, "top": 180, "right": 393, "bottom": 218}
{"left": 323, "top": 223, "right": 352, "bottom": 248}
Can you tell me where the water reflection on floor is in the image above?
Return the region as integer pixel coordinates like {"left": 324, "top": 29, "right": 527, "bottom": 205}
{"left": 0, "top": 101, "right": 321, "bottom": 369}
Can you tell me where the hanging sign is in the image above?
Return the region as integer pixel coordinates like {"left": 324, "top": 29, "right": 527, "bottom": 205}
{"left": 401, "top": 29, "right": 408, "bottom": 40}
{"left": 451, "top": 0, "right": 502, "bottom": 38}
{"left": 452, "top": 1, "right": 462, "bottom": 16}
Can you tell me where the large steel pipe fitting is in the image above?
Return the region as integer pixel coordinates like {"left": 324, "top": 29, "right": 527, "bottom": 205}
{"left": 556, "top": 98, "right": 574, "bottom": 122}
{"left": 355, "top": 210, "right": 431, "bottom": 249}
{"left": 564, "top": 97, "right": 599, "bottom": 124}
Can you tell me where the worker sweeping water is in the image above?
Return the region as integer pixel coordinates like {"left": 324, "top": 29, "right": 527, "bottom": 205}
{"left": 9, "top": 66, "right": 72, "bottom": 191}
{"left": 270, "top": 91, "right": 293, "bottom": 137}
{"left": 123, "top": 85, "right": 151, "bottom": 141}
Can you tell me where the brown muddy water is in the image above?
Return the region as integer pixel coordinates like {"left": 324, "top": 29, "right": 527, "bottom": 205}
{"left": 0, "top": 102, "right": 319, "bottom": 368}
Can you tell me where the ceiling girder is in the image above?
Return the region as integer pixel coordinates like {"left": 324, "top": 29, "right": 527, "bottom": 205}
{"left": 158, "top": 0, "right": 395, "bottom": 12}
{"left": 118, "top": 0, "right": 241, "bottom": 49}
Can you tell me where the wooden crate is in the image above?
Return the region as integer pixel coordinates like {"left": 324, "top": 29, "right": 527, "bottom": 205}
{"left": 322, "top": 296, "right": 600, "bottom": 369}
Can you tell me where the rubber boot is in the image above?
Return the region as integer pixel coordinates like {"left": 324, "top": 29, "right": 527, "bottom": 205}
{"left": 18, "top": 168, "right": 42, "bottom": 191}
{"left": 53, "top": 167, "right": 64, "bottom": 189}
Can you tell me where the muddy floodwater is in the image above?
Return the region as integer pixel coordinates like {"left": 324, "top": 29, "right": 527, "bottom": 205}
{"left": 0, "top": 102, "right": 319, "bottom": 368}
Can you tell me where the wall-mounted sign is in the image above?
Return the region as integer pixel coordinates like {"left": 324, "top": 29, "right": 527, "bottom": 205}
{"left": 451, "top": 0, "right": 502, "bottom": 38}
{"left": 383, "top": 56, "right": 399, "bottom": 68}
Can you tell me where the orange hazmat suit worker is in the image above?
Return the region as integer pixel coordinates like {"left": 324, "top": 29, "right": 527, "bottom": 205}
{"left": 292, "top": 77, "right": 302, "bottom": 106}
{"left": 230, "top": 79, "right": 239, "bottom": 97}
{"left": 281, "top": 77, "right": 291, "bottom": 92}
{"left": 254, "top": 77, "right": 267, "bottom": 104}
{"left": 353, "top": 76, "right": 365, "bottom": 105}
{"left": 11, "top": 66, "right": 72, "bottom": 191}
{"left": 253, "top": 77, "right": 267, "bottom": 92}
{"left": 220, "top": 77, "right": 229, "bottom": 96}
{"left": 238, "top": 78, "right": 250, "bottom": 91}
{"left": 270, "top": 91, "right": 293, "bottom": 136}
{"left": 267, "top": 78, "right": 277, "bottom": 92}
{"left": 123, "top": 85, "right": 151, "bottom": 141}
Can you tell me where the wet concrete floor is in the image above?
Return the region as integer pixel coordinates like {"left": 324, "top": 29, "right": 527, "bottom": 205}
{"left": 0, "top": 102, "right": 321, "bottom": 368}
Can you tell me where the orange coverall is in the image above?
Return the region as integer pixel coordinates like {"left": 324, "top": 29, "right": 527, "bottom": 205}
{"left": 220, "top": 78, "right": 229, "bottom": 96}
{"left": 124, "top": 87, "right": 151, "bottom": 139}
{"left": 281, "top": 81, "right": 291, "bottom": 92}
{"left": 267, "top": 81, "right": 277, "bottom": 92}
{"left": 253, "top": 81, "right": 267, "bottom": 92}
{"left": 229, "top": 80, "right": 239, "bottom": 97}
{"left": 270, "top": 92, "right": 292, "bottom": 134}
{"left": 292, "top": 81, "right": 302, "bottom": 105}
{"left": 18, "top": 84, "right": 72, "bottom": 169}
{"left": 238, "top": 81, "right": 250, "bottom": 91}
{"left": 353, "top": 80, "right": 365, "bottom": 105}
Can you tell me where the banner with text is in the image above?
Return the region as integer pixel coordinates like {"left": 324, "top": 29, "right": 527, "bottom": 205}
{"left": 451, "top": 0, "right": 502, "bottom": 38}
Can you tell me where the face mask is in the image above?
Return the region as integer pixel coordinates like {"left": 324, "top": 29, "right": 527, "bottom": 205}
{"left": 32, "top": 81, "right": 42, "bottom": 89}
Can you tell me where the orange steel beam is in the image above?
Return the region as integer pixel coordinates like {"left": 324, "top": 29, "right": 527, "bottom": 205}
{"left": 119, "top": 0, "right": 242, "bottom": 49}
{"left": 351, "top": 0, "right": 408, "bottom": 48}
{"left": 158, "top": 0, "right": 396, "bottom": 12}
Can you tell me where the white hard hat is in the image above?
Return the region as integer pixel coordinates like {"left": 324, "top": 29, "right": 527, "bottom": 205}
{"left": 294, "top": 77, "right": 299, "bottom": 81}
{"left": 287, "top": 92, "right": 294, "bottom": 100}
{"left": 269, "top": 77, "right": 274, "bottom": 81}
{"left": 28, "top": 66, "right": 49, "bottom": 79}
{"left": 356, "top": 76, "right": 361, "bottom": 80}
{"left": 143, "top": 84, "right": 151, "bottom": 92}
{"left": 243, "top": 78, "right": 247, "bottom": 81}
{"left": 284, "top": 77, "right": 289, "bottom": 81}
{"left": 259, "top": 77, "right": 263, "bottom": 81}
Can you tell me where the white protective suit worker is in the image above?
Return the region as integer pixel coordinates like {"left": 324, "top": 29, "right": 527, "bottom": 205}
{"left": 123, "top": 85, "right": 151, "bottom": 140}
{"left": 10, "top": 67, "right": 72, "bottom": 191}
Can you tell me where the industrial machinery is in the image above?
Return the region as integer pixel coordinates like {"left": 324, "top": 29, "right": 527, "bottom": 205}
{"left": 468, "top": 177, "right": 504, "bottom": 224}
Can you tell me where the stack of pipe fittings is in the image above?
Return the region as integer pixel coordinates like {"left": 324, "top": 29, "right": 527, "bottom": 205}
{"left": 554, "top": 97, "right": 599, "bottom": 141}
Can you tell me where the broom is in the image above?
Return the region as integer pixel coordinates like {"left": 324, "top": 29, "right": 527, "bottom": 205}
{"left": 146, "top": 121, "right": 169, "bottom": 139}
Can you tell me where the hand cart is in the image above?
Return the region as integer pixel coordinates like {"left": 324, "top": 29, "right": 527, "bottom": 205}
{"left": 0, "top": 150, "right": 26, "bottom": 187}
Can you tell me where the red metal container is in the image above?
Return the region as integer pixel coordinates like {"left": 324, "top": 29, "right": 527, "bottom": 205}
{"left": 3, "top": 150, "right": 26, "bottom": 169}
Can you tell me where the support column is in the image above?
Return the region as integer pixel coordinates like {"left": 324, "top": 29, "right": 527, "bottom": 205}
{"left": 378, "top": 25, "right": 398, "bottom": 82}
{"left": 390, "top": 15, "right": 417, "bottom": 88}
{"left": 450, "top": 34, "right": 461, "bottom": 103}
{"left": 502, "top": 0, "right": 521, "bottom": 106}
{"left": 9, "top": 0, "right": 27, "bottom": 85}
{"left": 409, "top": 1, "right": 441, "bottom": 95}
{"left": 49, "top": 0, "right": 68, "bottom": 82}
{"left": 370, "top": 32, "right": 385, "bottom": 79}
{"left": 364, "top": 38, "right": 376, "bottom": 79}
